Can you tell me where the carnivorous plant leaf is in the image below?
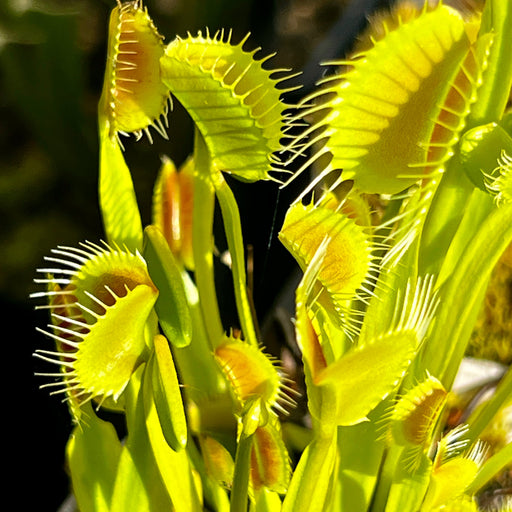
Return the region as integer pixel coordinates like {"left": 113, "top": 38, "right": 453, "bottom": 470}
{"left": 315, "top": 330, "right": 417, "bottom": 426}
{"left": 288, "top": 3, "right": 487, "bottom": 195}
{"left": 148, "top": 334, "right": 188, "bottom": 451}
{"left": 279, "top": 199, "right": 375, "bottom": 336}
{"left": 152, "top": 155, "right": 195, "bottom": 270}
{"left": 422, "top": 442, "right": 486, "bottom": 511}
{"left": 160, "top": 30, "right": 294, "bottom": 182}
{"left": 214, "top": 334, "right": 296, "bottom": 417}
{"left": 389, "top": 374, "right": 448, "bottom": 471}
{"left": 32, "top": 1, "right": 512, "bottom": 510}
{"left": 390, "top": 375, "right": 447, "bottom": 448}
{"left": 199, "top": 434, "right": 235, "bottom": 489}
{"left": 33, "top": 241, "right": 158, "bottom": 416}
{"left": 250, "top": 417, "right": 291, "bottom": 494}
{"left": 98, "top": 0, "right": 170, "bottom": 140}
{"left": 97, "top": 0, "right": 172, "bottom": 251}
{"left": 143, "top": 225, "right": 192, "bottom": 347}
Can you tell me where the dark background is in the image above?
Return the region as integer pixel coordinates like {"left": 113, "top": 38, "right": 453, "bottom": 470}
{"left": 0, "top": 0, "right": 406, "bottom": 509}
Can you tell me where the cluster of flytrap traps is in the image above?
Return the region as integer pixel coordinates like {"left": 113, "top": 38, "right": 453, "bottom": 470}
{"left": 32, "top": 1, "right": 512, "bottom": 511}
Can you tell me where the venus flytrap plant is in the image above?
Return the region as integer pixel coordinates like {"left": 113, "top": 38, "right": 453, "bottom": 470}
{"left": 152, "top": 155, "right": 195, "bottom": 271}
{"left": 388, "top": 373, "right": 448, "bottom": 472}
{"left": 212, "top": 331, "right": 295, "bottom": 509}
{"left": 279, "top": 1, "right": 512, "bottom": 511}
{"left": 158, "top": 29, "right": 297, "bottom": 352}
{"left": 279, "top": 196, "right": 378, "bottom": 343}
{"left": 284, "top": 3, "right": 486, "bottom": 198}
{"left": 32, "top": 241, "right": 159, "bottom": 418}
{"left": 155, "top": 24, "right": 299, "bottom": 512}
{"left": 421, "top": 435, "right": 488, "bottom": 511}
{"left": 97, "top": 0, "right": 171, "bottom": 252}
{"left": 32, "top": 0, "right": 512, "bottom": 511}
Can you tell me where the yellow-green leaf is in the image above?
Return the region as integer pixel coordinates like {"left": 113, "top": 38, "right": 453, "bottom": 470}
{"left": 422, "top": 457, "right": 479, "bottom": 511}
{"left": 149, "top": 334, "right": 188, "bottom": 451}
{"left": 199, "top": 434, "right": 235, "bottom": 489}
{"left": 73, "top": 283, "right": 157, "bottom": 403}
{"left": 250, "top": 417, "right": 291, "bottom": 494}
{"left": 279, "top": 200, "right": 374, "bottom": 333}
{"left": 390, "top": 374, "right": 447, "bottom": 449}
{"left": 33, "top": 241, "right": 158, "bottom": 417}
{"left": 315, "top": 330, "right": 417, "bottom": 426}
{"left": 214, "top": 334, "right": 294, "bottom": 416}
{"left": 99, "top": 127, "right": 143, "bottom": 252}
{"left": 143, "top": 225, "right": 192, "bottom": 347}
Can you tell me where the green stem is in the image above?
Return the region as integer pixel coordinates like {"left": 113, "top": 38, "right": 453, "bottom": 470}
{"left": 466, "top": 365, "right": 512, "bottom": 446}
{"left": 211, "top": 169, "right": 259, "bottom": 347}
{"left": 336, "top": 417, "right": 387, "bottom": 512}
{"left": 98, "top": 122, "right": 143, "bottom": 252}
{"left": 230, "top": 433, "right": 254, "bottom": 512}
{"left": 423, "top": 203, "right": 512, "bottom": 386}
{"left": 282, "top": 428, "right": 338, "bottom": 512}
{"left": 369, "top": 447, "right": 401, "bottom": 512}
{"left": 418, "top": 158, "right": 474, "bottom": 279}
{"left": 434, "top": 188, "right": 494, "bottom": 288}
{"left": 466, "top": 0, "right": 512, "bottom": 128}
{"left": 172, "top": 271, "right": 228, "bottom": 400}
{"left": 192, "top": 128, "right": 224, "bottom": 349}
